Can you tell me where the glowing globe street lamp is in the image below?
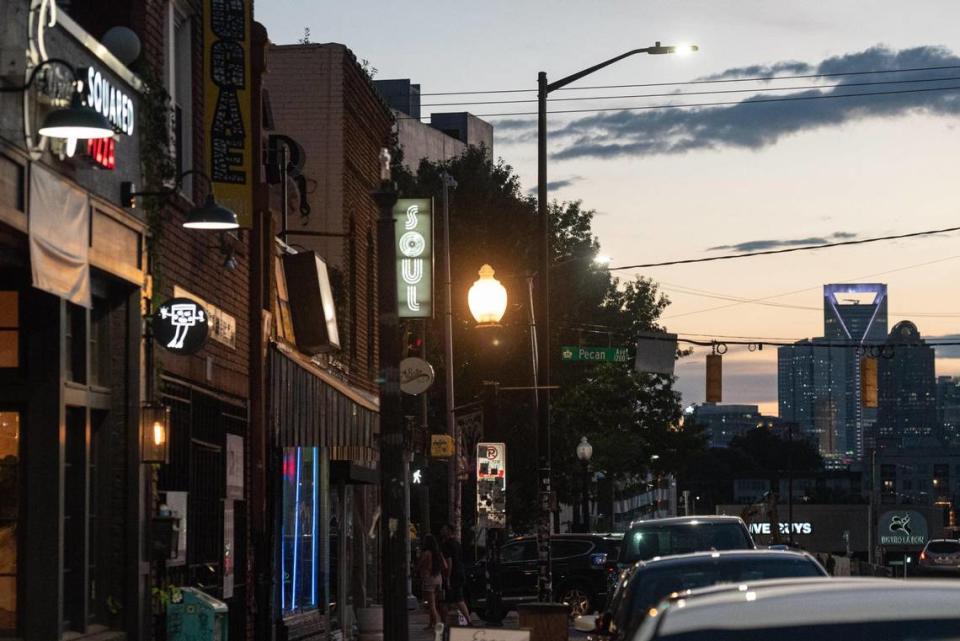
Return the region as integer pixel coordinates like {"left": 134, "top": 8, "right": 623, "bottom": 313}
{"left": 576, "top": 436, "right": 594, "bottom": 532}
{"left": 468, "top": 264, "right": 508, "bottom": 327}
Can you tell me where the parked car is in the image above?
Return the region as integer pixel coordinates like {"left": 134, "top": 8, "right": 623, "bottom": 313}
{"left": 593, "top": 550, "right": 826, "bottom": 641}
{"left": 918, "top": 538, "right": 960, "bottom": 574}
{"left": 632, "top": 578, "right": 960, "bottom": 641}
{"left": 620, "top": 516, "right": 756, "bottom": 566}
{"left": 466, "top": 533, "right": 623, "bottom": 616}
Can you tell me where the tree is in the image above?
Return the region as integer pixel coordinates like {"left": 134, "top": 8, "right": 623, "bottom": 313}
{"left": 392, "top": 146, "right": 697, "bottom": 533}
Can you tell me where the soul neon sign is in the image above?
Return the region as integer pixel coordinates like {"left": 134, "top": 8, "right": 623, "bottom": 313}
{"left": 393, "top": 198, "right": 434, "bottom": 318}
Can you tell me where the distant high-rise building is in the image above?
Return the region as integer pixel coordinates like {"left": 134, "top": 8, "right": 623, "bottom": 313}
{"left": 877, "top": 321, "right": 937, "bottom": 443}
{"left": 937, "top": 376, "right": 960, "bottom": 446}
{"left": 778, "top": 284, "right": 888, "bottom": 464}
{"left": 688, "top": 404, "right": 779, "bottom": 448}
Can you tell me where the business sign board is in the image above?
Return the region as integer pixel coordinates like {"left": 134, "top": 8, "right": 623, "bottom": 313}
{"left": 561, "top": 345, "right": 631, "bottom": 363}
{"left": 430, "top": 434, "right": 455, "bottom": 458}
{"left": 393, "top": 198, "right": 433, "bottom": 318}
{"left": 153, "top": 297, "right": 209, "bottom": 354}
{"left": 477, "top": 442, "right": 506, "bottom": 529}
{"left": 879, "top": 510, "right": 929, "bottom": 547}
{"left": 748, "top": 522, "right": 813, "bottom": 536}
{"left": 204, "top": 0, "right": 253, "bottom": 227}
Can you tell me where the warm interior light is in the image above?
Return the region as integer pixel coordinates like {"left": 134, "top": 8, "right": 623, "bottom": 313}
{"left": 468, "top": 264, "right": 508, "bottom": 326}
{"left": 153, "top": 421, "right": 166, "bottom": 446}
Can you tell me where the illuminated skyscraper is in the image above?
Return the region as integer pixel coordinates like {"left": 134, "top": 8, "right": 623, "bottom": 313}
{"left": 779, "top": 284, "right": 888, "bottom": 464}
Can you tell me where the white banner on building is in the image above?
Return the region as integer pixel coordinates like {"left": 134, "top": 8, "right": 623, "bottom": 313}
{"left": 29, "top": 164, "right": 91, "bottom": 307}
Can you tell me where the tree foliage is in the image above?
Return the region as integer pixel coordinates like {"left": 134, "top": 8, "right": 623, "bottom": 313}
{"left": 393, "top": 146, "right": 700, "bottom": 533}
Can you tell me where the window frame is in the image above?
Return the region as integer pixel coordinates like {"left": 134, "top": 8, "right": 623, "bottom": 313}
{"left": 0, "top": 408, "right": 22, "bottom": 636}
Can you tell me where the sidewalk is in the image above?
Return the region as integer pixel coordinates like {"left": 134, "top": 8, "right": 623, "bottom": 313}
{"left": 407, "top": 608, "right": 520, "bottom": 641}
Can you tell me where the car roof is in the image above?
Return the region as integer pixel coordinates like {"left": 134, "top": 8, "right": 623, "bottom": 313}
{"left": 635, "top": 549, "right": 823, "bottom": 570}
{"left": 925, "top": 538, "right": 960, "bottom": 544}
{"left": 642, "top": 579, "right": 960, "bottom": 639}
{"left": 508, "top": 532, "right": 623, "bottom": 543}
{"left": 628, "top": 515, "right": 746, "bottom": 529}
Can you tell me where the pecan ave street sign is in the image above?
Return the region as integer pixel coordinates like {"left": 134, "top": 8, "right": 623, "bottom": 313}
{"left": 561, "top": 345, "right": 632, "bottom": 363}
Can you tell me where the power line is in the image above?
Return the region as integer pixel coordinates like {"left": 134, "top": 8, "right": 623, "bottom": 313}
{"left": 396, "top": 84, "right": 960, "bottom": 120}
{"left": 407, "top": 63, "right": 960, "bottom": 97}
{"left": 660, "top": 255, "right": 960, "bottom": 320}
{"left": 608, "top": 225, "right": 960, "bottom": 271}
{"left": 419, "top": 74, "right": 960, "bottom": 107}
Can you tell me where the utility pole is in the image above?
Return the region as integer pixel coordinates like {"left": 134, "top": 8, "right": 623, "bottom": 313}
{"left": 374, "top": 150, "right": 408, "bottom": 641}
{"left": 442, "top": 171, "right": 461, "bottom": 539}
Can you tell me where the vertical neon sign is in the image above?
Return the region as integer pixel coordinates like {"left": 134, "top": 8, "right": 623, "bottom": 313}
{"left": 292, "top": 448, "right": 302, "bottom": 608}
{"left": 311, "top": 448, "right": 318, "bottom": 606}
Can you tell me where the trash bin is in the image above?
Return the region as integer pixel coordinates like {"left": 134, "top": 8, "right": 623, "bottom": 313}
{"left": 167, "top": 587, "right": 229, "bottom": 641}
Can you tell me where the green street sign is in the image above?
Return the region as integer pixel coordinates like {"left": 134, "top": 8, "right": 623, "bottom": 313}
{"left": 561, "top": 345, "right": 632, "bottom": 363}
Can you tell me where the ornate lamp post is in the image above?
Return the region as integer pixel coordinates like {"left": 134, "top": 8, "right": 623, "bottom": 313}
{"left": 576, "top": 437, "right": 593, "bottom": 532}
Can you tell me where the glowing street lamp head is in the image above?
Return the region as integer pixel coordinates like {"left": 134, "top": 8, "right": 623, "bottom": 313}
{"left": 468, "top": 264, "right": 508, "bottom": 326}
{"left": 594, "top": 255, "right": 613, "bottom": 266}
{"left": 673, "top": 43, "right": 699, "bottom": 56}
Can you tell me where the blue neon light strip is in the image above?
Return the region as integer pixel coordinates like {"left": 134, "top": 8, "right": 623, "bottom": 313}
{"left": 292, "top": 448, "right": 302, "bottom": 609}
{"left": 281, "top": 451, "right": 289, "bottom": 611}
{"left": 311, "top": 448, "right": 318, "bottom": 607}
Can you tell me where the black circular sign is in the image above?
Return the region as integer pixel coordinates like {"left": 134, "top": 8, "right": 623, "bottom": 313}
{"left": 153, "top": 297, "right": 209, "bottom": 355}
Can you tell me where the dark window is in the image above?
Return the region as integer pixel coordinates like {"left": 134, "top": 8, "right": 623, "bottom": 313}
{"left": 0, "top": 292, "right": 19, "bottom": 368}
{"left": 553, "top": 540, "right": 594, "bottom": 559}
{"left": 925, "top": 541, "right": 960, "bottom": 554}
{"left": 0, "top": 411, "right": 20, "bottom": 633}
{"left": 0, "top": 156, "right": 23, "bottom": 212}
{"left": 622, "top": 522, "right": 753, "bottom": 563}
{"left": 65, "top": 303, "right": 87, "bottom": 384}
{"left": 501, "top": 541, "right": 536, "bottom": 563}
{"left": 89, "top": 297, "right": 110, "bottom": 387}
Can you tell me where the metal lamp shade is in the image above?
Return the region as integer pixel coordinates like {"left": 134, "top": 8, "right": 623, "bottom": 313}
{"left": 141, "top": 402, "right": 171, "bottom": 464}
{"left": 38, "top": 93, "right": 115, "bottom": 140}
{"left": 182, "top": 193, "right": 239, "bottom": 230}
{"left": 468, "top": 264, "right": 508, "bottom": 326}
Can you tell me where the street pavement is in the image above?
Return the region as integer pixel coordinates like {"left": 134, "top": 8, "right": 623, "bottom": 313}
{"left": 406, "top": 608, "right": 588, "bottom": 641}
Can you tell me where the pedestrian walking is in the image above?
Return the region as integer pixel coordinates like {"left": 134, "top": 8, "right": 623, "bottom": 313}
{"left": 418, "top": 534, "right": 447, "bottom": 630}
{"left": 440, "top": 523, "right": 472, "bottom": 626}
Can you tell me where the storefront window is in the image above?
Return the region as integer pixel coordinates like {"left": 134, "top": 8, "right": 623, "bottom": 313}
{"left": 281, "top": 448, "right": 319, "bottom": 613}
{"left": 0, "top": 292, "right": 18, "bottom": 368}
{"left": 0, "top": 411, "right": 20, "bottom": 632}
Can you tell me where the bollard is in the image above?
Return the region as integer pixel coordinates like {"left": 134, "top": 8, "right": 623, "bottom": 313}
{"left": 517, "top": 603, "right": 569, "bottom": 641}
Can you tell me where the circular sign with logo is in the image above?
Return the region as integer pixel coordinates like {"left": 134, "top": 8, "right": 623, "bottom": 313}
{"left": 153, "top": 297, "right": 209, "bottom": 355}
{"left": 400, "top": 357, "right": 435, "bottom": 395}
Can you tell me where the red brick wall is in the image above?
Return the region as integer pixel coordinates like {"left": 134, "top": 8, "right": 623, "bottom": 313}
{"left": 264, "top": 44, "right": 392, "bottom": 396}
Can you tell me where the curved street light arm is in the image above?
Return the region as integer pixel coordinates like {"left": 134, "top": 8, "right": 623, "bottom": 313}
{"left": 0, "top": 57, "right": 79, "bottom": 93}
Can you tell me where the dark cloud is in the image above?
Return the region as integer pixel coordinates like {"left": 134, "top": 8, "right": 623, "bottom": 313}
{"left": 697, "top": 61, "right": 813, "bottom": 81}
{"left": 707, "top": 232, "right": 858, "bottom": 253}
{"left": 527, "top": 176, "right": 582, "bottom": 195}
{"left": 552, "top": 45, "right": 960, "bottom": 160}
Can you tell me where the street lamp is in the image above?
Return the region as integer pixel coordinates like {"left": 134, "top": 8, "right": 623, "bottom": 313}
{"left": 536, "top": 41, "right": 697, "bottom": 602}
{"left": 468, "top": 264, "right": 508, "bottom": 326}
{"left": 121, "top": 170, "right": 240, "bottom": 230}
{"left": 576, "top": 437, "right": 593, "bottom": 532}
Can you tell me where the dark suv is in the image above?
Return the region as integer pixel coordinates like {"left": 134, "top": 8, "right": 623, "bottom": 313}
{"left": 466, "top": 533, "right": 623, "bottom": 616}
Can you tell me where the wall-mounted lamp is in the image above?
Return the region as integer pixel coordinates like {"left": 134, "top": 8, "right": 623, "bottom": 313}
{"left": 0, "top": 58, "right": 114, "bottom": 139}
{"left": 121, "top": 170, "right": 239, "bottom": 230}
{"left": 141, "top": 402, "right": 171, "bottom": 464}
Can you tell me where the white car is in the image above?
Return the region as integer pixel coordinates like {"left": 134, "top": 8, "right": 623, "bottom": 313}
{"left": 633, "top": 578, "right": 960, "bottom": 641}
{"left": 918, "top": 539, "right": 960, "bottom": 574}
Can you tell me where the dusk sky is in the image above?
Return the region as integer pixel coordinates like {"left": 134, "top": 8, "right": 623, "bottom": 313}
{"left": 256, "top": 1, "right": 960, "bottom": 414}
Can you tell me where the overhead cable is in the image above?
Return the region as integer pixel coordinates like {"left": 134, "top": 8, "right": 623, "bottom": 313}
{"left": 405, "top": 64, "right": 960, "bottom": 97}
{"left": 608, "top": 224, "right": 960, "bottom": 271}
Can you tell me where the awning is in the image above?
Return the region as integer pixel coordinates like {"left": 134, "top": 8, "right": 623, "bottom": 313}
{"left": 270, "top": 343, "right": 379, "bottom": 455}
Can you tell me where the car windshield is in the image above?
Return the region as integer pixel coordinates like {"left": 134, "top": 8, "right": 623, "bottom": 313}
{"left": 622, "top": 522, "right": 752, "bottom": 562}
{"left": 653, "top": 619, "right": 960, "bottom": 641}
{"left": 926, "top": 541, "right": 960, "bottom": 554}
{"left": 615, "top": 557, "right": 824, "bottom": 637}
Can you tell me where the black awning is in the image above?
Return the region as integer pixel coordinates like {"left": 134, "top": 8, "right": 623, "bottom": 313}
{"left": 329, "top": 460, "right": 379, "bottom": 485}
